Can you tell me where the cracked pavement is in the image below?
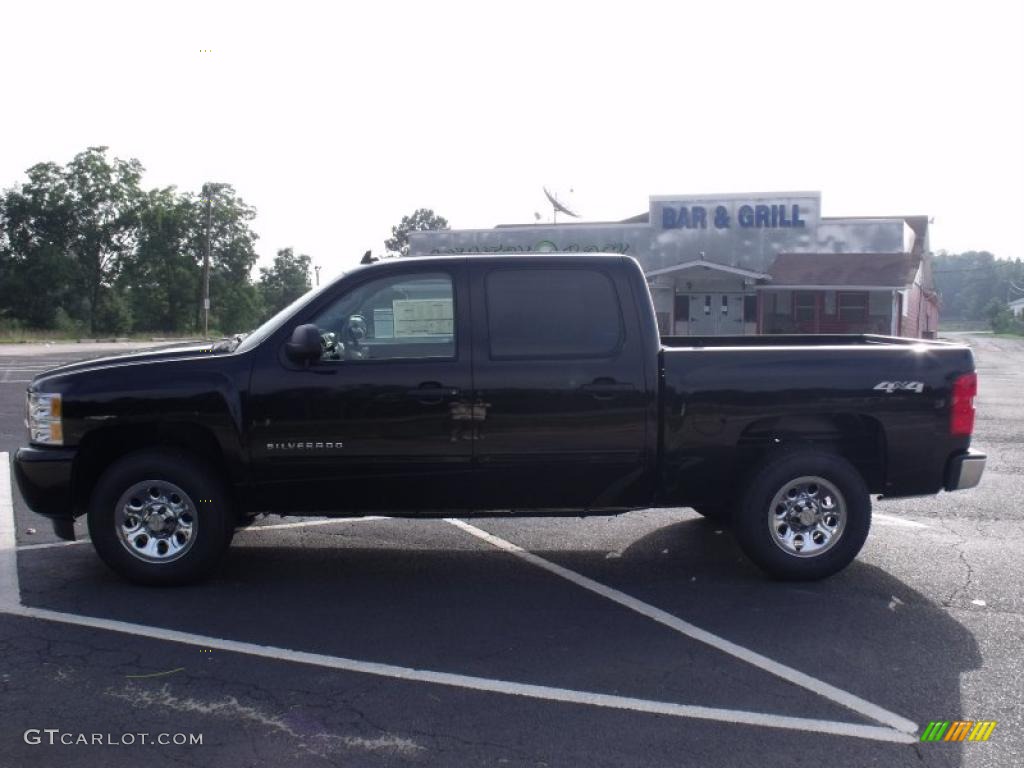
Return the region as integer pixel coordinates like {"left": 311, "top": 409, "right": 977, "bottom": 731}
{"left": 1, "top": 334, "right": 1022, "bottom": 767}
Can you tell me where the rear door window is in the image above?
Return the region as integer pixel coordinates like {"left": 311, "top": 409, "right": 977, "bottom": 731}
{"left": 484, "top": 268, "right": 623, "bottom": 359}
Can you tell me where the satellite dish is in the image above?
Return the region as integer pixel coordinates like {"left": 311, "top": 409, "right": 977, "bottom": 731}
{"left": 543, "top": 186, "right": 580, "bottom": 222}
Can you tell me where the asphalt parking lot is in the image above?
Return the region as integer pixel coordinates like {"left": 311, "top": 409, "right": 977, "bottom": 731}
{"left": 1, "top": 336, "right": 1022, "bottom": 767}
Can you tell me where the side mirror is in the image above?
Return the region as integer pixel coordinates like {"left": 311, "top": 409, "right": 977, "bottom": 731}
{"left": 285, "top": 324, "right": 322, "bottom": 362}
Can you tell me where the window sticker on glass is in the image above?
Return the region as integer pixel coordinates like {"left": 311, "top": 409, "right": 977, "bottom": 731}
{"left": 373, "top": 308, "right": 395, "bottom": 338}
{"left": 393, "top": 299, "right": 454, "bottom": 337}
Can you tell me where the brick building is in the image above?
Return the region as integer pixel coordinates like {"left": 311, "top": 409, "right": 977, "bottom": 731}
{"left": 408, "top": 191, "right": 940, "bottom": 338}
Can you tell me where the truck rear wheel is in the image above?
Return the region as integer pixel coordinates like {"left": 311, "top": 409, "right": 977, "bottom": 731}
{"left": 732, "top": 450, "right": 871, "bottom": 580}
{"left": 87, "top": 449, "right": 234, "bottom": 585}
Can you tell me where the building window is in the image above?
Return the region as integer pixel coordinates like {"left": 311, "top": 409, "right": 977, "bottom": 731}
{"left": 793, "top": 292, "right": 816, "bottom": 322}
{"left": 655, "top": 312, "right": 670, "bottom": 334}
{"left": 673, "top": 294, "right": 689, "bottom": 321}
{"left": 824, "top": 291, "right": 836, "bottom": 316}
{"left": 744, "top": 295, "right": 757, "bottom": 323}
{"left": 837, "top": 292, "right": 868, "bottom": 322}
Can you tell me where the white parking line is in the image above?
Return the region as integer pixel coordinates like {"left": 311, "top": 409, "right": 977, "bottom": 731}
{"left": 16, "top": 516, "right": 391, "bottom": 551}
{"left": 873, "top": 513, "right": 929, "bottom": 529}
{"left": 0, "top": 453, "right": 18, "bottom": 610}
{"left": 3, "top": 602, "right": 912, "bottom": 743}
{"left": 0, "top": 452, "right": 914, "bottom": 744}
{"left": 237, "top": 516, "right": 387, "bottom": 532}
{"left": 17, "top": 539, "right": 89, "bottom": 551}
{"left": 446, "top": 518, "right": 918, "bottom": 736}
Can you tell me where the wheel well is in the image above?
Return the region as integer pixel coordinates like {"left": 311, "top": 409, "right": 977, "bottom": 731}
{"left": 737, "top": 413, "right": 886, "bottom": 492}
{"left": 72, "top": 423, "right": 235, "bottom": 518}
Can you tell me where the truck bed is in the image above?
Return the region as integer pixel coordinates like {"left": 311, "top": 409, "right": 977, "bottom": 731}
{"left": 657, "top": 335, "right": 976, "bottom": 501}
{"left": 661, "top": 333, "right": 955, "bottom": 348}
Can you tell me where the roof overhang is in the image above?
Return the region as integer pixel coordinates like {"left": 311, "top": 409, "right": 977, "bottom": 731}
{"left": 759, "top": 285, "right": 904, "bottom": 291}
{"left": 645, "top": 260, "right": 771, "bottom": 281}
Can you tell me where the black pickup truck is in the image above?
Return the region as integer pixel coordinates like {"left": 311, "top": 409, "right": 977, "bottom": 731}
{"left": 15, "top": 254, "right": 986, "bottom": 584}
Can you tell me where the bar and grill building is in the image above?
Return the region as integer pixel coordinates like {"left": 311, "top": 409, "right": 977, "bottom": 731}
{"left": 408, "top": 191, "right": 940, "bottom": 338}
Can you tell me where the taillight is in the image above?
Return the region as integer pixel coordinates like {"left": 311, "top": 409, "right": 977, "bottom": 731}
{"left": 950, "top": 372, "right": 977, "bottom": 436}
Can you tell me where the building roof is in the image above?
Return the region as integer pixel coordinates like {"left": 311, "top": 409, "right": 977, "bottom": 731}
{"left": 646, "top": 261, "right": 771, "bottom": 280}
{"left": 767, "top": 252, "right": 922, "bottom": 289}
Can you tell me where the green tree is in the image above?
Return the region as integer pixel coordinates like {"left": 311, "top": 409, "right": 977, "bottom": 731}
{"left": 985, "top": 298, "right": 1024, "bottom": 335}
{"left": 121, "top": 187, "right": 199, "bottom": 333}
{"left": 384, "top": 208, "right": 449, "bottom": 257}
{"left": 187, "top": 185, "right": 262, "bottom": 335}
{"left": 0, "top": 162, "right": 81, "bottom": 328}
{"left": 259, "top": 247, "right": 312, "bottom": 316}
{"left": 65, "top": 147, "right": 144, "bottom": 333}
{"left": 0, "top": 148, "right": 268, "bottom": 337}
{"left": 934, "top": 251, "right": 1024, "bottom": 320}
{"left": 1, "top": 148, "right": 143, "bottom": 334}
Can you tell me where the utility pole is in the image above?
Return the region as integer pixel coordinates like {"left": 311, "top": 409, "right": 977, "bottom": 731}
{"left": 202, "top": 182, "right": 227, "bottom": 338}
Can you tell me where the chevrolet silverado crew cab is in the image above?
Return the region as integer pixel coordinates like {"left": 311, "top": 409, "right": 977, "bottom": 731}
{"left": 15, "top": 254, "right": 986, "bottom": 585}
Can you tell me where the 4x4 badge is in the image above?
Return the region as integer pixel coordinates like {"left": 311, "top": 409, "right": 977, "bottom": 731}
{"left": 874, "top": 381, "right": 925, "bottom": 394}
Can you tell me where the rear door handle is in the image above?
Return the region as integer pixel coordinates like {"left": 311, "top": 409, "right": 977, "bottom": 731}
{"left": 406, "top": 383, "right": 460, "bottom": 402}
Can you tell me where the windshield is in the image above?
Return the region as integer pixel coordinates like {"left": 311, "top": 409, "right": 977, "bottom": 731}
{"left": 234, "top": 275, "right": 344, "bottom": 354}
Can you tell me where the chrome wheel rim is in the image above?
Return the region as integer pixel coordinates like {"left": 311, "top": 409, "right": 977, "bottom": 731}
{"left": 115, "top": 480, "right": 197, "bottom": 563}
{"left": 768, "top": 475, "right": 846, "bottom": 558}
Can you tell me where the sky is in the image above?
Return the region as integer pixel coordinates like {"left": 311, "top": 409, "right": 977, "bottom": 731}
{"left": 2, "top": 0, "right": 1022, "bottom": 283}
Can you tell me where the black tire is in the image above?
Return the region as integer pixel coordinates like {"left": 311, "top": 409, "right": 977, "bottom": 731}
{"left": 732, "top": 449, "right": 871, "bottom": 580}
{"left": 692, "top": 505, "right": 732, "bottom": 525}
{"left": 87, "top": 448, "right": 234, "bottom": 585}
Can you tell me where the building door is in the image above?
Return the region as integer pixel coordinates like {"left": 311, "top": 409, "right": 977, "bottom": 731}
{"left": 688, "top": 294, "right": 717, "bottom": 335}
{"left": 721, "top": 293, "right": 746, "bottom": 334}
{"left": 684, "top": 293, "right": 748, "bottom": 335}
{"left": 672, "top": 294, "right": 689, "bottom": 335}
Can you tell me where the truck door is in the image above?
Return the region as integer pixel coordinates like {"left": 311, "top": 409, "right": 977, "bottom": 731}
{"left": 469, "top": 259, "right": 649, "bottom": 510}
{"left": 246, "top": 260, "right": 474, "bottom": 513}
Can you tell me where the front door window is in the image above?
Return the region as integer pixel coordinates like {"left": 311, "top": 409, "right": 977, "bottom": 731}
{"left": 311, "top": 273, "right": 455, "bottom": 362}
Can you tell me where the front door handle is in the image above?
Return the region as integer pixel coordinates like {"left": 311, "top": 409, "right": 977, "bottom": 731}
{"left": 581, "top": 379, "right": 635, "bottom": 399}
{"left": 406, "top": 383, "right": 460, "bottom": 402}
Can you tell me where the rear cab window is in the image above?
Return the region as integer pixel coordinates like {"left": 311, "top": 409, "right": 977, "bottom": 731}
{"left": 484, "top": 268, "right": 624, "bottom": 359}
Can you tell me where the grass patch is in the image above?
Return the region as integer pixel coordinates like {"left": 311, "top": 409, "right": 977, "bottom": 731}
{"left": 0, "top": 331, "right": 207, "bottom": 344}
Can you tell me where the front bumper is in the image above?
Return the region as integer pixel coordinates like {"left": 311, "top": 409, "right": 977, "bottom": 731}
{"left": 13, "top": 445, "right": 76, "bottom": 520}
{"left": 945, "top": 449, "right": 987, "bottom": 491}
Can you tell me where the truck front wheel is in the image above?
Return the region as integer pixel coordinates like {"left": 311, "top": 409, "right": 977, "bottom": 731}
{"left": 732, "top": 450, "right": 871, "bottom": 580}
{"left": 87, "top": 449, "right": 234, "bottom": 585}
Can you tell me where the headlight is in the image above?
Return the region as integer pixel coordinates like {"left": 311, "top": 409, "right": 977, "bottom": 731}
{"left": 26, "top": 392, "right": 63, "bottom": 445}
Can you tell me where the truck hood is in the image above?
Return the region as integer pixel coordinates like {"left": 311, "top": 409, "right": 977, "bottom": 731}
{"left": 30, "top": 341, "right": 235, "bottom": 384}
